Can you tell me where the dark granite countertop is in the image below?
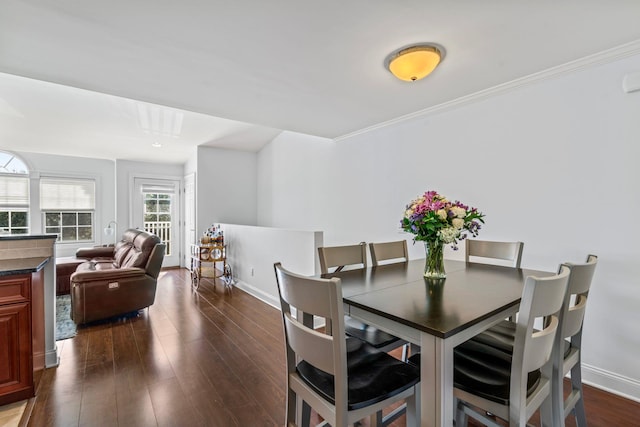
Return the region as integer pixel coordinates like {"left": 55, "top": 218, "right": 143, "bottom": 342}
{"left": 0, "top": 257, "right": 51, "bottom": 276}
{"left": 0, "top": 234, "right": 57, "bottom": 241}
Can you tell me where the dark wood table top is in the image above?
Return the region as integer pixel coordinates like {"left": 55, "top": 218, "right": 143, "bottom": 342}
{"left": 323, "top": 259, "right": 552, "bottom": 339}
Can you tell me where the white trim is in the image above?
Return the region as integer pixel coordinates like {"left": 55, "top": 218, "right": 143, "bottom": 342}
{"left": 582, "top": 363, "right": 640, "bottom": 403}
{"left": 30, "top": 171, "right": 104, "bottom": 246}
{"left": 234, "top": 280, "right": 325, "bottom": 329}
{"left": 182, "top": 172, "right": 196, "bottom": 269}
{"left": 233, "top": 279, "right": 280, "bottom": 309}
{"left": 336, "top": 39, "right": 640, "bottom": 142}
{"left": 127, "top": 171, "right": 183, "bottom": 227}
{"left": 129, "top": 172, "right": 183, "bottom": 267}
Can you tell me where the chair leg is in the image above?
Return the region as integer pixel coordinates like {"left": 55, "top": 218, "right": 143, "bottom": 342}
{"left": 405, "top": 384, "right": 419, "bottom": 427}
{"left": 571, "top": 364, "right": 587, "bottom": 427}
{"left": 286, "top": 390, "right": 297, "bottom": 427}
{"left": 551, "top": 356, "right": 566, "bottom": 427}
{"left": 455, "top": 399, "right": 468, "bottom": 427}
{"left": 539, "top": 393, "right": 554, "bottom": 427}
{"left": 301, "top": 400, "right": 311, "bottom": 427}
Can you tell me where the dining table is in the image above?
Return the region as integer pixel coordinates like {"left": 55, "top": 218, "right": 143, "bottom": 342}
{"left": 321, "top": 258, "right": 552, "bottom": 427}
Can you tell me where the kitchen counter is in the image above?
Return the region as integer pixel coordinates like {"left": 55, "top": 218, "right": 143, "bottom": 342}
{"left": 0, "top": 234, "right": 57, "bottom": 241}
{"left": 0, "top": 257, "right": 50, "bottom": 277}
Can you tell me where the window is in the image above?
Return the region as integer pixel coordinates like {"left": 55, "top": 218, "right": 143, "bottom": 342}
{"left": 44, "top": 211, "right": 93, "bottom": 241}
{"left": 0, "top": 209, "right": 29, "bottom": 235}
{"left": 0, "top": 152, "right": 30, "bottom": 235}
{"left": 144, "top": 192, "right": 172, "bottom": 255}
{"left": 41, "top": 178, "right": 95, "bottom": 242}
{"left": 144, "top": 193, "right": 171, "bottom": 223}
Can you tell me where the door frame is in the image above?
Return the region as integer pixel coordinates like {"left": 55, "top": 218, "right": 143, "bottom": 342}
{"left": 183, "top": 172, "right": 196, "bottom": 269}
{"left": 129, "top": 173, "right": 182, "bottom": 267}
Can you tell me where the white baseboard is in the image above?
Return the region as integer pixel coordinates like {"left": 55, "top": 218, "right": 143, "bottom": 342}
{"left": 234, "top": 280, "right": 325, "bottom": 329}
{"left": 234, "top": 280, "right": 640, "bottom": 404}
{"left": 233, "top": 280, "right": 280, "bottom": 310}
{"left": 582, "top": 363, "right": 640, "bottom": 403}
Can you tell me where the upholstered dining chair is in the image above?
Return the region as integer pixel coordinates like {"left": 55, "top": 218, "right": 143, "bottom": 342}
{"left": 369, "top": 240, "right": 409, "bottom": 267}
{"left": 318, "top": 243, "right": 409, "bottom": 359}
{"left": 452, "top": 265, "right": 570, "bottom": 426}
{"left": 274, "top": 263, "right": 420, "bottom": 427}
{"left": 465, "top": 239, "right": 524, "bottom": 268}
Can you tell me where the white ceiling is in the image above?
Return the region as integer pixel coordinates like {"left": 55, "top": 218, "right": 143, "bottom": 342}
{"left": 1, "top": 1, "right": 640, "bottom": 163}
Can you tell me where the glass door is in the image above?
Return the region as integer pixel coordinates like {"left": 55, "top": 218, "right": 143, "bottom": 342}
{"left": 132, "top": 178, "right": 180, "bottom": 267}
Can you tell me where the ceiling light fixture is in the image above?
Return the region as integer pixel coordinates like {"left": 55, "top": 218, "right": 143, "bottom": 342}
{"left": 386, "top": 44, "right": 444, "bottom": 82}
{"left": 151, "top": 141, "right": 162, "bottom": 148}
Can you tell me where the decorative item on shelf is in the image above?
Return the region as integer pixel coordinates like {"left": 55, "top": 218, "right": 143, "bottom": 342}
{"left": 401, "top": 190, "right": 485, "bottom": 278}
{"left": 203, "top": 223, "right": 224, "bottom": 245}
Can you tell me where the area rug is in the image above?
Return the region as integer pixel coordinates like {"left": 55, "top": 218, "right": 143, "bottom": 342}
{"left": 56, "top": 295, "right": 77, "bottom": 340}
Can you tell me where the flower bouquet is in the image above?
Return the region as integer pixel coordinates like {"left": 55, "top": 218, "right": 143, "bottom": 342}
{"left": 401, "top": 190, "right": 485, "bottom": 278}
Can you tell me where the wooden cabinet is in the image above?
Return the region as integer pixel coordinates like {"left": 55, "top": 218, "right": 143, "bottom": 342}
{"left": 0, "top": 274, "right": 33, "bottom": 406}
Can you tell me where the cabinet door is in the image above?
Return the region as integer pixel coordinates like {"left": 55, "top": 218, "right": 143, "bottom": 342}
{"left": 0, "top": 302, "right": 33, "bottom": 405}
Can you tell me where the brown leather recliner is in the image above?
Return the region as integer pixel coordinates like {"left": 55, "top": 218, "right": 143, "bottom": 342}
{"left": 70, "top": 229, "right": 165, "bottom": 324}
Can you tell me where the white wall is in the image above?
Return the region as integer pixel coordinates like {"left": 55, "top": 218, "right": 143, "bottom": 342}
{"left": 257, "top": 131, "right": 334, "bottom": 230}
{"left": 16, "top": 151, "right": 115, "bottom": 257}
{"left": 196, "top": 146, "right": 257, "bottom": 235}
{"left": 256, "top": 53, "right": 640, "bottom": 400}
{"left": 221, "top": 223, "right": 322, "bottom": 307}
{"left": 184, "top": 147, "right": 198, "bottom": 177}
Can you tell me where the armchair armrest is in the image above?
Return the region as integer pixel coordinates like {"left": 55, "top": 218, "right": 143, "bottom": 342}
{"left": 76, "top": 246, "right": 116, "bottom": 259}
{"left": 71, "top": 267, "right": 146, "bottom": 283}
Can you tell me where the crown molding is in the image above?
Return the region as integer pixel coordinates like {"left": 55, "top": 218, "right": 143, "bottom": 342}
{"left": 335, "top": 39, "right": 640, "bottom": 142}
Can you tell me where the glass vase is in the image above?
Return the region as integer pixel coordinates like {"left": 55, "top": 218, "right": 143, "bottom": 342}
{"left": 424, "top": 241, "right": 446, "bottom": 278}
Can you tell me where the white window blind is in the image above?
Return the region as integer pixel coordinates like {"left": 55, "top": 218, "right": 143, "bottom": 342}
{"left": 40, "top": 178, "right": 95, "bottom": 210}
{"left": 140, "top": 181, "right": 177, "bottom": 195}
{"left": 0, "top": 175, "right": 29, "bottom": 207}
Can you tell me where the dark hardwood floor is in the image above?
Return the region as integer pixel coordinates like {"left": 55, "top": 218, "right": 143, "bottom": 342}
{"left": 28, "top": 269, "right": 640, "bottom": 426}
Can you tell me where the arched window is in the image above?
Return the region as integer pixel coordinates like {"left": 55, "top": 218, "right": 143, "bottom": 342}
{"left": 0, "top": 151, "right": 29, "bottom": 234}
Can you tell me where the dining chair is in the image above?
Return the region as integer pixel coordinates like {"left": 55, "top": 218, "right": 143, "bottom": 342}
{"left": 465, "top": 239, "right": 524, "bottom": 268}
{"left": 549, "top": 254, "right": 598, "bottom": 427}
{"left": 318, "top": 242, "right": 368, "bottom": 274}
{"left": 368, "top": 240, "right": 416, "bottom": 358}
{"left": 465, "top": 239, "right": 524, "bottom": 322}
{"left": 452, "top": 265, "right": 570, "bottom": 426}
{"left": 369, "top": 240, "right": 409, "bottom": 267}
{"left": 318, "top": 243, "right": 409, "bottom": 360}
{"left": 467, "top": 255, "right": 598, "bottom": 427}
{"left": 274, "top": 263, "right": 420, "bottom": 427}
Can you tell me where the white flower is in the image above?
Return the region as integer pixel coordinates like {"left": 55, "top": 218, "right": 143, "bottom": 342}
{"left": 437, "top": 227, "right": 460, "bottom": 244}
{"left": 437, "top": 209, "right": 447, "bottom": 221}
{"left": 451, "top": 206, "right": 466, "bottom": 218}
{"left": 405, "top": 209, "right": 414, "bottom": 217}
{"left": 452, "top": 218, "right": 464, "bottom": 229}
